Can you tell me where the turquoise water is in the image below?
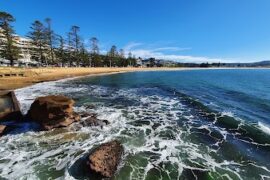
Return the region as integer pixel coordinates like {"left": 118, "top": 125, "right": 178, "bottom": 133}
{"left": 0, "top": 69, "right": 269, "bottom": 179}
{"left": 84, "top": 69, "right": 270, "bottom": 125}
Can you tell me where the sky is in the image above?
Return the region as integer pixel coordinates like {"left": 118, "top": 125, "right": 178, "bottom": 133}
{"left": 1, "top": 0, "right": 270, "bottom": 63}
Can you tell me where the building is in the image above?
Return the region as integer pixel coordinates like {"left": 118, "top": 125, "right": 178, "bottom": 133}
{"left": 0, "top": 28, "right": 48, "bottom": 66}
{"left": 13, "top": 35, "right": 32, "bottom": 62}
{"left": 136, "top": 57, "right": 143, "bottom": 67}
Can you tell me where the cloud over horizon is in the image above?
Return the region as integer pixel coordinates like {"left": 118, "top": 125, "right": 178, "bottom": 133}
{"left": 123, "top": 42, "right": 235, "bottom": 63}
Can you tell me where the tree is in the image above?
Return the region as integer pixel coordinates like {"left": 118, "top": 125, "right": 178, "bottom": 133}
{"left": 119, "top": 49, "right": 125, "bottom": 58}
{"left": 78, "top": 41, "right": 88, "bottom": 66}
{"left": 67, "top": 32, "right": 73, "bottom": 66}
{"left": 90, "top": 37, "right": 99, "bottom": 54}
{"left": 28, "top": 20, "right": 47, "bottom": 65}
{"left": 55, "top": 35, "right": 66, "bottom": 66}
{"left": 0, "top": 11, "right": 20, "bottom": 66}
{"left": 108, "top": 45, "right": 117, "bottom": 67}
{"left": 44, "top": 18, "right": 55, "bottom": 63}
{"left": 128, "top": 52, "right": 133, "bottom": 66}
{"left": 69, "top": 26, "right": 81, "bottom": 66}
{"left": 149, "top": 57, "right": 155, "bottom": 67}
{"left": 89, "top": 37, "right": 100, "bottom": 67}
{"left": 119, "top": 49, "right": 127, "bottom": 67}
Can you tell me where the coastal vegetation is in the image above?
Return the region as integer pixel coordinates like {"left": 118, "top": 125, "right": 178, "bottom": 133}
{"left": 0, "top": 11, "right": 137, "bottom": 67}
{"left": 0, "top": 12, "right": 21, "bottom": 66}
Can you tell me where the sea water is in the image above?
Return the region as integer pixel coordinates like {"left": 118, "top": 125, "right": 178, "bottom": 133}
{"left": 0, "top": 69, "right": 269, "bottom": 179}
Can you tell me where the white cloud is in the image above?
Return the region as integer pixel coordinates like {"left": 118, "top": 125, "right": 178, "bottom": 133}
{"left": 123, "top": 42, "right": 234, "bottom": 63}
{"left": 152, "top": 47, "right": 192, "bottom": 52}
{"left": 123, "top": 42, "right": 143, "bottom": 51}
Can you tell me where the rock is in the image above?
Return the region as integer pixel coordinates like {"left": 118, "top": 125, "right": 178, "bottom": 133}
{"left": 81, "top": 117, "right": 109, "bottom": 128}
{"left": 27, "top": 95, "right": 81, "bottom": 130}
{"left": 0, "top": 125, "right": 6, "bottom": 136}
{"left": 80, "top": 112, "right": 97, "bottom": 118}
{"left": 88, "top": 140, "right": 124, "bottom": 178}
{"left": 84, "top": 104, "right": 96, "bottom": 109}
{"left": 79, "top": 112, "right": 109, "bottom": 128}
{"left": 0, "top": 91, "right": 23, "bottom": 121}
{"left": 102, "top": 120, "right": 110, "bottom": 125}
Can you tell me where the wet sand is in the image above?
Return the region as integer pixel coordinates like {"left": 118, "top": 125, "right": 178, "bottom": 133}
{"left": 0, "top": 67, "right": 184, "bottom": 91}
{"left": 0, "top": 67, "right": 268, "bottom": 91}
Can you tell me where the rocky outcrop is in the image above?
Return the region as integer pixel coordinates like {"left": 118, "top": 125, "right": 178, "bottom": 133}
{"left": 80, "top": 113, "right": 109, "bottom": 128}
{"left": 27, "top": 95, "right": 80, "bottom": 130}
{"left": 0, "top": 91, "right": 23, "bottom": 121}
{"left": 88, "top": 140, "right": 124, "bottom": 178}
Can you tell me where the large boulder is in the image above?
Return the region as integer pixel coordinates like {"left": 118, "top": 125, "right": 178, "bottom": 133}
{"left": 27, "top": 95, "right": 80, "bottom": 130}
{"left": 88, "top": 140, "right": 124, "bottom": 178}
{"left": 0, "top": 91, "right": 23, "bottom": 121}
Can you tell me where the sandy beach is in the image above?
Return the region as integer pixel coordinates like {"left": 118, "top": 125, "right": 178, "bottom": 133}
{"left": 0, "top": 67, "right": 186, "bottom": 91}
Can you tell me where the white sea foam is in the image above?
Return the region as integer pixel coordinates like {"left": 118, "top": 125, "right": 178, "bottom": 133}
{"left": 0, "top": 78, "right": 267, "bottom": 179}
{"left": 258, "top": 122, "right": 270, "bottom": 135}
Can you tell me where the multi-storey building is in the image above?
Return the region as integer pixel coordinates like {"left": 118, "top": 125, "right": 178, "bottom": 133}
{"left": 0, "top": 28, "right": 49, "bottom": 66}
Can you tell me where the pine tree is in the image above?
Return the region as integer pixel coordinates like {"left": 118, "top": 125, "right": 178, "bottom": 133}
{"left": 45, "top": 18, "right": 55, "bottom": 63}
{"left": 55, "top": 35, "right": 66, "bottom": 66}
{"left": 0, "top": 11, "right": 20, "bottom": 66}
{"left": 69, "top": 26, "right": 81, "bottom": 66}
{"left": 28, "top": 20, "right": 47, "bottom": 65}
{"left": 108, "top": 45, "right": 117, "bottom": 67}
{"left": 90, "top": 37, "right": 100, "bottom": 67}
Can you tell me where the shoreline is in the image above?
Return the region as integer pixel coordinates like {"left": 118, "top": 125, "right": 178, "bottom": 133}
{"left": 0, "top": 67, "right": 269, "bottom": 91}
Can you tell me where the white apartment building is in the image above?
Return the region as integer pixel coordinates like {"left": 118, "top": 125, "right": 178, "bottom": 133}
{"left": 0, "top": 28, "right": 49, "bottom": 66}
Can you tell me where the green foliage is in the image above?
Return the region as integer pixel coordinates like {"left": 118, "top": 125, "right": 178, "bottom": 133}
{"left": 27, "top": 20, "right": 47, "bottom": 64}
{"left": 1, "top": 11, "right": 141, "bottom": 67}
{"left": 0, "top": 11, "right": 21, "bottom": 66}
{"left": 44, "top": 18, "right": 56, "bottom": 63}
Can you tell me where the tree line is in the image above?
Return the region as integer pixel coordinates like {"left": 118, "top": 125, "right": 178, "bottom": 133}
{"left": 0, "top": 11, "right": 137, "bottom": 67}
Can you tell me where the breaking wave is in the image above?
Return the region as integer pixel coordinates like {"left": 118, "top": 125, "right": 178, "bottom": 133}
{"left": 0, "top": 75, "right": 268, "bottom": 179}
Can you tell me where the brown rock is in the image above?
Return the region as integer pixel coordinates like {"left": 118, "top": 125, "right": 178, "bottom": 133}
{"left": 80, "top": 112, "right": 97, "bottom": 118}
{"left": 0, "top": 91, "right": 23, "bottom": 121}
{"left": 79, "top": 112, "right": 109, "bottom": 128}
{"left": 88, "top": 140, "right": 124, "bottom": 178}
{"left": 27, "top": 95, "right": 80, "bottom": 130}
{"left": 81, "top": 117, "right": 108, "bottom": 128}
{"left": 0, "top": 125, "right": 6, "bottom": 136}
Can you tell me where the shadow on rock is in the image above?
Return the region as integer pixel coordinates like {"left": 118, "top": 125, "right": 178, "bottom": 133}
{"left": 69, "top": 140, "right": 124, "bottom": 179}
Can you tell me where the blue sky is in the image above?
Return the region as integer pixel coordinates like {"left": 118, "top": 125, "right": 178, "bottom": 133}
{"left": 1, "top": 0, "right": 270, "bottom": 63}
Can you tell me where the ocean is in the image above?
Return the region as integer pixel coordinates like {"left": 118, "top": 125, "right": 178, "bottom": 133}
{"left": 0, "top": 69, "right": 270, "bottom": 179}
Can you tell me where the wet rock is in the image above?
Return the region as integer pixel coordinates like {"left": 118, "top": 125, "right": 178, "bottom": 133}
{"left": 81, "top": 117, "right": 109, "bottom": 128}
{"left": 88, "top": 140, "right": 124, "bottom": 178}
{"left": 79, "top": 112, "right": 109, "bottom": 128}
{"left": 0, "top": 91, "right": 23, "bottom": 121}
{"left": 80, "top": 112, "right": 97, "bottom": 118}
{"left": 84, "top": 104, "right": 96, "bottom": 109}
{"left": 0, "top": 125, "right": 6, "bottom": 136}
{"left": 27, "top": 95, "right": 81, "bottom": 130}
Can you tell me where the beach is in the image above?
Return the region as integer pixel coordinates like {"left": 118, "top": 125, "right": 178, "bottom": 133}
{"left": 2, "top": 67, "right": 268, "bottom": 91}
{"left": 0, "top": 67, "right": 183, "bottom": 91}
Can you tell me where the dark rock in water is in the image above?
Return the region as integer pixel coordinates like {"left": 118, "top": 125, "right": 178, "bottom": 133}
{"left": 80, "top": 112, "right": 97, "bottom": 118}
{"left": 0, "top": 91, "right": 23, "bottom": 121}
{"left": 0, "top": 125, "right": 6, "bottom": 136}
{"left": 102, "top": 120, "right": 109, "bottom": 125}
{"left": 81, "top": 117, "right": 109, "bottom": 128}
{"left": 79, "top": 112, "right": 109, "bottom": 128}
{"left": 88, "top": 140, "right": 124, "bottom": 178}
{"left": 84, "top": 104, "right": 96, "bottom": 109}
{"left": 27, "top": 95, "right": 81, "bottom": 130}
